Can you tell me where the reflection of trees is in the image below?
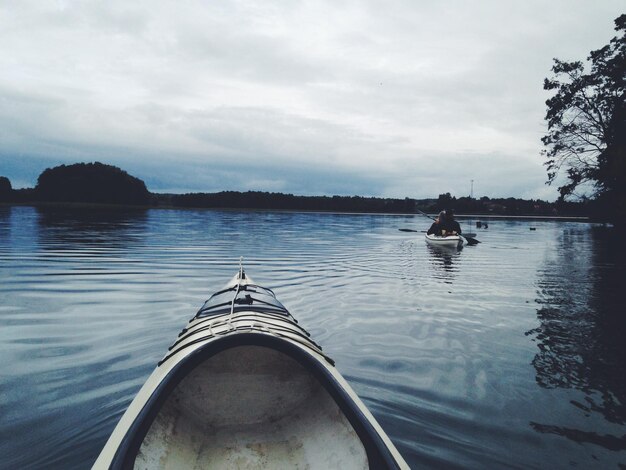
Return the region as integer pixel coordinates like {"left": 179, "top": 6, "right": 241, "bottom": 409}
{"left": 35, "top": 206, "right": 148, "bottom": 250}
{"left": 530, "top": 423, "right": 626, "bottom": 451}
{"left": 0, "top": 206, "right": 9, "bottom": 242}
{"left": 528, "top": 227, "right": 626, "bottom": 446}
{"left": 426, "top": 244, "right": 461, "bottom": 280}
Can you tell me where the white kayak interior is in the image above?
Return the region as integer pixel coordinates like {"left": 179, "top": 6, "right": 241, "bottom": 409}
{"left": 135, "top": 345, "right": 368, "bottom": 470}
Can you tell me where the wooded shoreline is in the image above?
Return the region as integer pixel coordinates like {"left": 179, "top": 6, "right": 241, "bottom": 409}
{"left": 0, "top": 162, "right": 600, "bottom": 220}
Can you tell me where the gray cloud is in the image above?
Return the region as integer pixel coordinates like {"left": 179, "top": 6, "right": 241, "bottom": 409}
{"left": 1, "top": 0, "right": 623, "bottom": 200}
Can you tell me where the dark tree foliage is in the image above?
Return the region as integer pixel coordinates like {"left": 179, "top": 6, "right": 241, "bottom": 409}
{"left": 171, "top": 191, "right": 588, "bottom": 217}
{"left": 171, "top": 191, "right": 416, "bottom": 213}
{"left": 542, "top": 14, "right": 626, "bottom": 227}
{"left": 36, "top": 162, "right": 151, "bottom": 205}
{"left": 8, "top": 188, "right": 36, "bottom": 203}
{"left": 425, "top": 194, "right": 563, "bottom": 216}
{"left": 0, "top": 176, "right": 12, "bottom": 201}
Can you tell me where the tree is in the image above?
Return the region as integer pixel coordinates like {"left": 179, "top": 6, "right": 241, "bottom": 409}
{"left": 0, "top": 176, "right": 11, "bottom": 192}
{"left": 36, "top": 162, "right": 151, "bottom": 205}
{"left": 0, "top": 176, "right": 12, "bottom": 202}
{"left": 542, "top": 14, "right": 626, "bottom": 227}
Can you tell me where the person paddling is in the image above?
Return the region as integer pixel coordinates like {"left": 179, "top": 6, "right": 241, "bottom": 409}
{"left": 427, "top": 211, "right": 446, "bottom": 236}
{"left": 441, "top": 209, "right": 462, "bottom": 236}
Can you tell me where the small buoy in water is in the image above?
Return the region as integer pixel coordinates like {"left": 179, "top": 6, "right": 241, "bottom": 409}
{"left": 530, "top": 227, "right": 536, "bottom": 231}
{"left": 483, "top": 223, "right": 488, "bottom": 229}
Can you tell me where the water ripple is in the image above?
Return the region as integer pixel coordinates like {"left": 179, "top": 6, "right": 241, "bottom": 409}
{"left": 1, "top": 207, "right": 625, "bottom": 468}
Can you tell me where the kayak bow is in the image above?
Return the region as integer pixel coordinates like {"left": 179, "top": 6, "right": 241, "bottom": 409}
{"left": 94, "top": 268, "right": 408, "bottom": 469}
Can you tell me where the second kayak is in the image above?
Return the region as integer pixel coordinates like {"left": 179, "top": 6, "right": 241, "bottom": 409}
{"left": 425, "top": 233, "right": 463, "bottom": 248}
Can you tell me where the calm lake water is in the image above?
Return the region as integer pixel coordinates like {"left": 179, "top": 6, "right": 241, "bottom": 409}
{"left": 1, "top": 205, "right": 625, "bottom": 469}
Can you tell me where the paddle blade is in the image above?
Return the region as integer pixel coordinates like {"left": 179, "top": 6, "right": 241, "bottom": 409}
{"left": 464, "top": 236, "right": 480, "bottom": 245}
{"left": 399, "top": 228, "right": 419, "bottom": 232}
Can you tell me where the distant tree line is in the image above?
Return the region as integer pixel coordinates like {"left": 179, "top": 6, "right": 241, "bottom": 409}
{"left": 170, "top": 192, "right": 417, "bottom": 213}
{"left": 0, "top": 161, "right": 596, "bottom": 219}
{"left": 425, "top": 192, "right": 590, "bottom": 217}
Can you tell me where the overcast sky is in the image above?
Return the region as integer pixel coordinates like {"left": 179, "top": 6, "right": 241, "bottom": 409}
{"left": 0, "top": 1, "right": 623, "bottom": 199}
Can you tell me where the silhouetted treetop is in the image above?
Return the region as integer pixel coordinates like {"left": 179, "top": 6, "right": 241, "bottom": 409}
{"left": 0, "top": 176, "right": 12, "bottom": 202}
{"left": 0, "top": 176, "right": 11, "bottom": 193}
{"left": 542, "top": 14, "right": 625, "bottom": 228}
{"left": 36, "top": 162, "right": 150, "bottom": 205}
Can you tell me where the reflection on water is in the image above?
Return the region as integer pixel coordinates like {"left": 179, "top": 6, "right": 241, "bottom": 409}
{"left": 528, "top": 226, "right": 626, "bottom": 454}
{"left": 35, "top": 206, "right": 148, "bottom": 248}
{"left": 1, "top": 208, "right": 625, "bottom": 468}
{"left": 426, "top": 243, "right": 462, "bottom": 280}
{"left": 0, "top": 206, "right": 9, "bottom": 227}
{"left": 0, "top": 207, "right": 153, "bottom": 469}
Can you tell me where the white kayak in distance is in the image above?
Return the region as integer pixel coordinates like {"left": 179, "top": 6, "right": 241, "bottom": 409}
{"left": 425, "top": 233, "right": 464, "bottom": 248}
{"left": 94, "top": 268, "right": 409, "bottom": 469}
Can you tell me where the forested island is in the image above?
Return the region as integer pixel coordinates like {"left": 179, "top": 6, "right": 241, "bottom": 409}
{"left": 0, "top": 162, "right": 597, "bottom": 220}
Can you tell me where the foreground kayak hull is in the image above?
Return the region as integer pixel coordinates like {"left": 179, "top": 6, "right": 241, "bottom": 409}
{"left": 94, "top": 270, "right": 408, "bottom": 469}
{"left": 425, "top": 233, "right": 463, "bottom": 247}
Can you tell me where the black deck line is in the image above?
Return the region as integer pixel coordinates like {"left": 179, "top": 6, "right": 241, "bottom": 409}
{"left": 173, "top": 312, "right": 310, "bottom": 347}
{"left": 160, "top": 323, "right": 324, "bottom": 365}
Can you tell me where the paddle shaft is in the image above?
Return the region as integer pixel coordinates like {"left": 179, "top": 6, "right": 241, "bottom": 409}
{"left": 415, "top": 208, "right": 436, "bottom": 221}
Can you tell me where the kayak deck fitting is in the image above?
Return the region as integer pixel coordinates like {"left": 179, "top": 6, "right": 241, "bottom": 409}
{"left": 94, "top": 268, "right": 408, "bottom": 469}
